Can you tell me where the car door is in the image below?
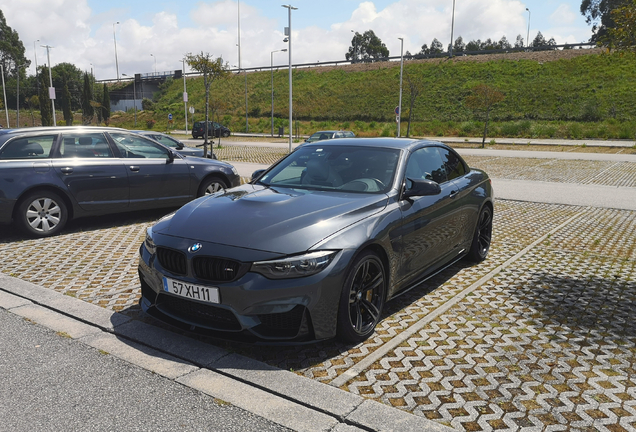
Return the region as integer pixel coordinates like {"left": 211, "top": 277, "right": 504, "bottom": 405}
{"left": 396, "top": 146, "right": 462, "bottom": 284}
{"left": 52, "top": 132, "right": 129, "bottom": 212}
{"left": 108, "top": 132, "right": 192, "bottom": 209}
{"left": 437, "top": 147, "right": 480, "bottom": 248}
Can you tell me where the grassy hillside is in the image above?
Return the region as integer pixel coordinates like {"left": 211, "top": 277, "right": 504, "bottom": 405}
{"left": 110, "top": 49, "right": 636, "bottom": 140}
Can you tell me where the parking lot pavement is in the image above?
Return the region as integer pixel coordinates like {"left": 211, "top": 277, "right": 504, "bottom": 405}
{"left": 1, "top": 150, "right": 636, "bottom": 432}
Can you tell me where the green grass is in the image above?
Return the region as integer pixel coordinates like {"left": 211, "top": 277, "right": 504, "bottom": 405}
{"left": 106, "top": 51, "right": 636, "bottom": 139}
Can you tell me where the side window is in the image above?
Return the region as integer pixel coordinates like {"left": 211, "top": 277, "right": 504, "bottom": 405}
{"left": 59, "top": 133, "right": 113, "bottom": 158}
{"left": 405, "top": 147, "right": 448, "bottom": 184}
{"left": 0, "top": 135, "right": 56, "bottom": 160}
{"left": 438, "top": 148, "right": 467, "bottom": 181}
{"left": 110, "top": 132, "right": 170, "bottom": 159}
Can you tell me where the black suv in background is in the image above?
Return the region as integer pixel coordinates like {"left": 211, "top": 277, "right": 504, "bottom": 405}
{"left": 192, "top": 121, "right": 231, "bottom": 139}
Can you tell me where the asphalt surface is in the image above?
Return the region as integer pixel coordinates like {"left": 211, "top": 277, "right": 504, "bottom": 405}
{"left": 0, "top": 308, "right": 291, "bottom": 432}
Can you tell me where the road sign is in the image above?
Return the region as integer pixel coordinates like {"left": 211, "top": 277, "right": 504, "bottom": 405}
{"left": 394, "top": 106, "right": 400, "bottom": 115}
{"left": 396, "top": 115, "right": 400, "bottom": 123}
{"left": 189, "top": 107, "right": 195, "bottom": 114}
{"left": 183, "top": 92, "right": 188, "bottom": 102}
{"left": 168, "top": 113, "right": 173, "bottom": 120}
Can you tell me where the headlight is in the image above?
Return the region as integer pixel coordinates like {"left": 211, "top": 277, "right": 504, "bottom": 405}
{"left": 144, "top": 228, "right": 157, "bottom": 255}
{"left": 251, "top": 250, "right": 338, "bottom": 279}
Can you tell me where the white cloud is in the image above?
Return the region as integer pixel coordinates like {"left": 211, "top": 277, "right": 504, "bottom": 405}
{"left": 2, "top": 0, "right": 591, "bottom": 81}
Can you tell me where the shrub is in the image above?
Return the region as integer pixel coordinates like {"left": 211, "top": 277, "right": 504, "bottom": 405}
{"left": 146, "top": 119, "right": 156, "bottom": 129}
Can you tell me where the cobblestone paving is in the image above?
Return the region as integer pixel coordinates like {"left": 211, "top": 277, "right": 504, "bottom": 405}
{"left": 2, "top": 156, "right": 636, "bottom": 431}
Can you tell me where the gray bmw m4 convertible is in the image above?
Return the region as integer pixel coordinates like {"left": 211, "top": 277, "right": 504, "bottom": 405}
{"left": 138, "top": 138, "right": 493, "bottom": 343}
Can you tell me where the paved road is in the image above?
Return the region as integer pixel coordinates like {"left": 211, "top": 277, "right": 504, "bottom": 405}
{"left": 226, "top": 147, "right": 636, "bottom": 211}
{"left": 0, "top": 308, "right": 291, "bottom": 432}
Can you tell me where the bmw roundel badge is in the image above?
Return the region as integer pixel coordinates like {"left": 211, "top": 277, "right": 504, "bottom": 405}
{"left": 188, "top": 243, "right": 202, "bottom": 253}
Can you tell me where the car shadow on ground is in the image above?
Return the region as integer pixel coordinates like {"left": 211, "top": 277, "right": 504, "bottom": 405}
{"left": 112, "top": 258, "right": 471, "bottom": 372}
{"left": 0, "top": 208, "right": 176, "bottom": 244}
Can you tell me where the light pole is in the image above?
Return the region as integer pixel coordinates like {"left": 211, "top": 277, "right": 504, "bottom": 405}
{"left": 122, "top": 74, "right": 136, "bottom": 127}
{"left": 182, "top": 58, "right": 188, "bottom": 133}
{"left": 282, "top": 4, "right": 297, "bottom": 153}
{"left": 271, "top": 48, "right": 287, "bottom": 137}
{"left": 526, "top": 8, "right": 531, "bottom": 48}
{"left": 150, "top": 54, "right": 156, "bottom": 74}
{"left": 33, "top": 40, "right": 40, "bottom": 93}
{"left": 351, "top": 30, "right": 356, "bottom": 63}
{"left": 449, "top": 0, "right": 456, "bottom": 57}
{"left": 397, "top": 37, "right": 404, "bottom": 138}
{"left": 113, "top": 22, "right": 120, "bottom": 81}
{"left": 42, "top": 44, "right": 56, "bottom": 126}
{"left": 1, "top": 64, "right": 8, "bottom": 127}
{"left": 16, "top": 64, "right": 24, "bottom": 128}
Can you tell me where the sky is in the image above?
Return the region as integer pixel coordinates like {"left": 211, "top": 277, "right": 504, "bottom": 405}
{"left": 3, "top": 0, "right": 594, "bottom": 80}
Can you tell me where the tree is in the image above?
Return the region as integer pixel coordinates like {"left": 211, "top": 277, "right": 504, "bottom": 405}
{"left": 345, "top": 30, "right": 389, "bottom": 62}
{"left": 185, "top": 52, "right": 229, "bottom": 157}
{"left": 498, "top": 36, "right": 512, "bottom": 50}
{"left": 452, "top": 36, "right": 466, "bottom": 54}
{"left": 38, "top": 68, "right": 52, "bottom": 126}
{"left": 52, "top": 63, "right": 84, "bottom": 110}
{"left": 81, "top": 72, "right": 93, "bottom": 125}
{"left": 465, "top": 39, "right": 482, "bottom": 51}
{"left": 403, "top": 69, "right": 423, "bottom": 137}
{"left": 600, "top": 0, "right": 636, "bottom": 52}
{"left": 465, "top": 84, "right": 505, "bottom": 148}
{"left": 0, "top": 10, "right": 30, "bottom": 79}
{"left": 580, "top": 0, "right": 625, "bottom": 41}
{"left": 102, "top": 83, "right": 111, "bottom": 125}
{"left": 430, "top": 38, "right": 444, "bottom": 54}
{"left": 27, "top": 95, "right": 38, "bottom": 126}
{"left": 514, "top": 34, "right": 525, "bottom": 48}
{"left": 62, "top": 79, "right": 73, "bottom": 126}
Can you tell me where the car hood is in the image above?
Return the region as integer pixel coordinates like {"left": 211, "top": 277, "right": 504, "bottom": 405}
{"left": 155, "top": 184, "right": 388, "bottom": 254}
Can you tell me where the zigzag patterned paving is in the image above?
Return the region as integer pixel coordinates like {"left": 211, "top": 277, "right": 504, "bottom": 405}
{"left": 1, "top": 153, "right": 636, "bottom": 431}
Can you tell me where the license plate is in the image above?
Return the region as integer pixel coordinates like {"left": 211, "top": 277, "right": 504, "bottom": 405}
{"left": 163, "top": 277, "right": 219, "bottom": 304}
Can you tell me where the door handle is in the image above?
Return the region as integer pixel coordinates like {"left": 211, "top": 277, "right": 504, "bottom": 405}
{"left": 60, "top": 167, "right": 73, "bottom": 174}
{"left": 129, "top": 166, "right": 140, "bottom": 172}
{"left": 449, "top": 190, "right": 459, "bottom": 198}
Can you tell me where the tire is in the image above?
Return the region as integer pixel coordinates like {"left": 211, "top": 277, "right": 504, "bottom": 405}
{"left": 197, "top": 176, "right": 228, "bottom": 197}
{"left": 16, "top": 191, "right": 68, "bottom": 237}
{"left": 337, "top": 250, "right": 386, "bottom": 343}
{"left": 222, "top": 130, "right": 230, "bottom": 138}
{"left": 467, "top": 205, "right": 493, "bottom": 262}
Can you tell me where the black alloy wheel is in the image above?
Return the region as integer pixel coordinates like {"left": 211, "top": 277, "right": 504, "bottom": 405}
{"left": 337, "top": 250, "right": 385, "bottom": 343}
{"left": 17, "top": 191, "right": 68, "bottom": 237}
{"left": 467, "top": 205, "right": 493, "bottom": 262}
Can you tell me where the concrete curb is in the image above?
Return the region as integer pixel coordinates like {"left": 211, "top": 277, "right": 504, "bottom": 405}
{"left": 0, "top": 274, "right": 455, "bottom": 432}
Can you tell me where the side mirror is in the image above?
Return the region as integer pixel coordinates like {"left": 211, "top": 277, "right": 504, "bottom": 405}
{"left": 176, "top": 143, "right": 184, "bottom": 150}
{"left": 251, "top": 169, "right": 266, "bottom": 182}
{"left": 403, "top": 178, "right": 441, "bottom": 199}
{"left": 167, "top": 150, "right": 175, "bottom": 164}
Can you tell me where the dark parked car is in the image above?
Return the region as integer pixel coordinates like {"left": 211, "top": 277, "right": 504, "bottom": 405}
{"left": 0, "top": 127, "right": 240, "bottom": 237}
{"left": 305, "top": 130, "right": 355, "bottom": 143}
{"left": 133, "top": 131, "right": 210, "bottom": 158}
{"left": 139, "top": 138, "right": 493, "bottom": 343}
{"left": 192, "top": 121, "right": 231, "bottom": 139}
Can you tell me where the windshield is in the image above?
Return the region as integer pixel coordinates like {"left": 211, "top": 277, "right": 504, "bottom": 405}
{"left": 258, "top": 145, "right": 400, "bottom": 193}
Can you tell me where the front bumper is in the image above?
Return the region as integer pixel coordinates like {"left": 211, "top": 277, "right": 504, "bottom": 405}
{"left": 138, "top": 237, "right": 353, "bottom": 342}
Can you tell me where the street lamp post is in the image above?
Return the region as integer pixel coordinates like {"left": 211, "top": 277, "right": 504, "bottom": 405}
{"left": 449, "top": 0, "right": 456, "bottom": 57}
{"left": 526, "top": 8, "right": 531, "bottom": 48}
{"left": 33, "top": 40, "right": 40, "bottom": 93}
{"left": 16, "top": 64, "right": 24, "bottom": 128}
{"left": 150, "top": 54, "right": 156, "bottom": 74}
{"left": 351, "top": 30, "right": 356, "bottom": 63}
{"left": 182, "top": 59, "right": 188, "bottom": 133}
{"left": 1, "top": 64, "right": 8, "bottom": 127}
{"left": 271, "top": 48, "right": 287, "bottom": 136}
{"left": 397, "top": 37, "right": 404, "bottom": 138}
{"left": 122, "top": 74, "right": 137, "bottom": 127}
{"left": 42, "top": 44, "right": 56, "bottom": 126}
{"left": 282, "top": 4, "right": 297, "bottom": 153}
{"left": 113, "top": 22, "right": 120, "bottom": 81}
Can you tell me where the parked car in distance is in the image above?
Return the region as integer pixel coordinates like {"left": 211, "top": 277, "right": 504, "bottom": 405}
{"left": 192, "top": 121, "right": 231, "bottom": 139}
{"left": 132, "top": 130, "right": 210, "bottom": 158}
{"left": 0, "top": 127, "right": 240, "bottom": 237}
{"left": 139, "top": 138, "right": 493, "bottom": 343}
{"left": 305, "top": 130, "right": 355, "bottom": 144}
